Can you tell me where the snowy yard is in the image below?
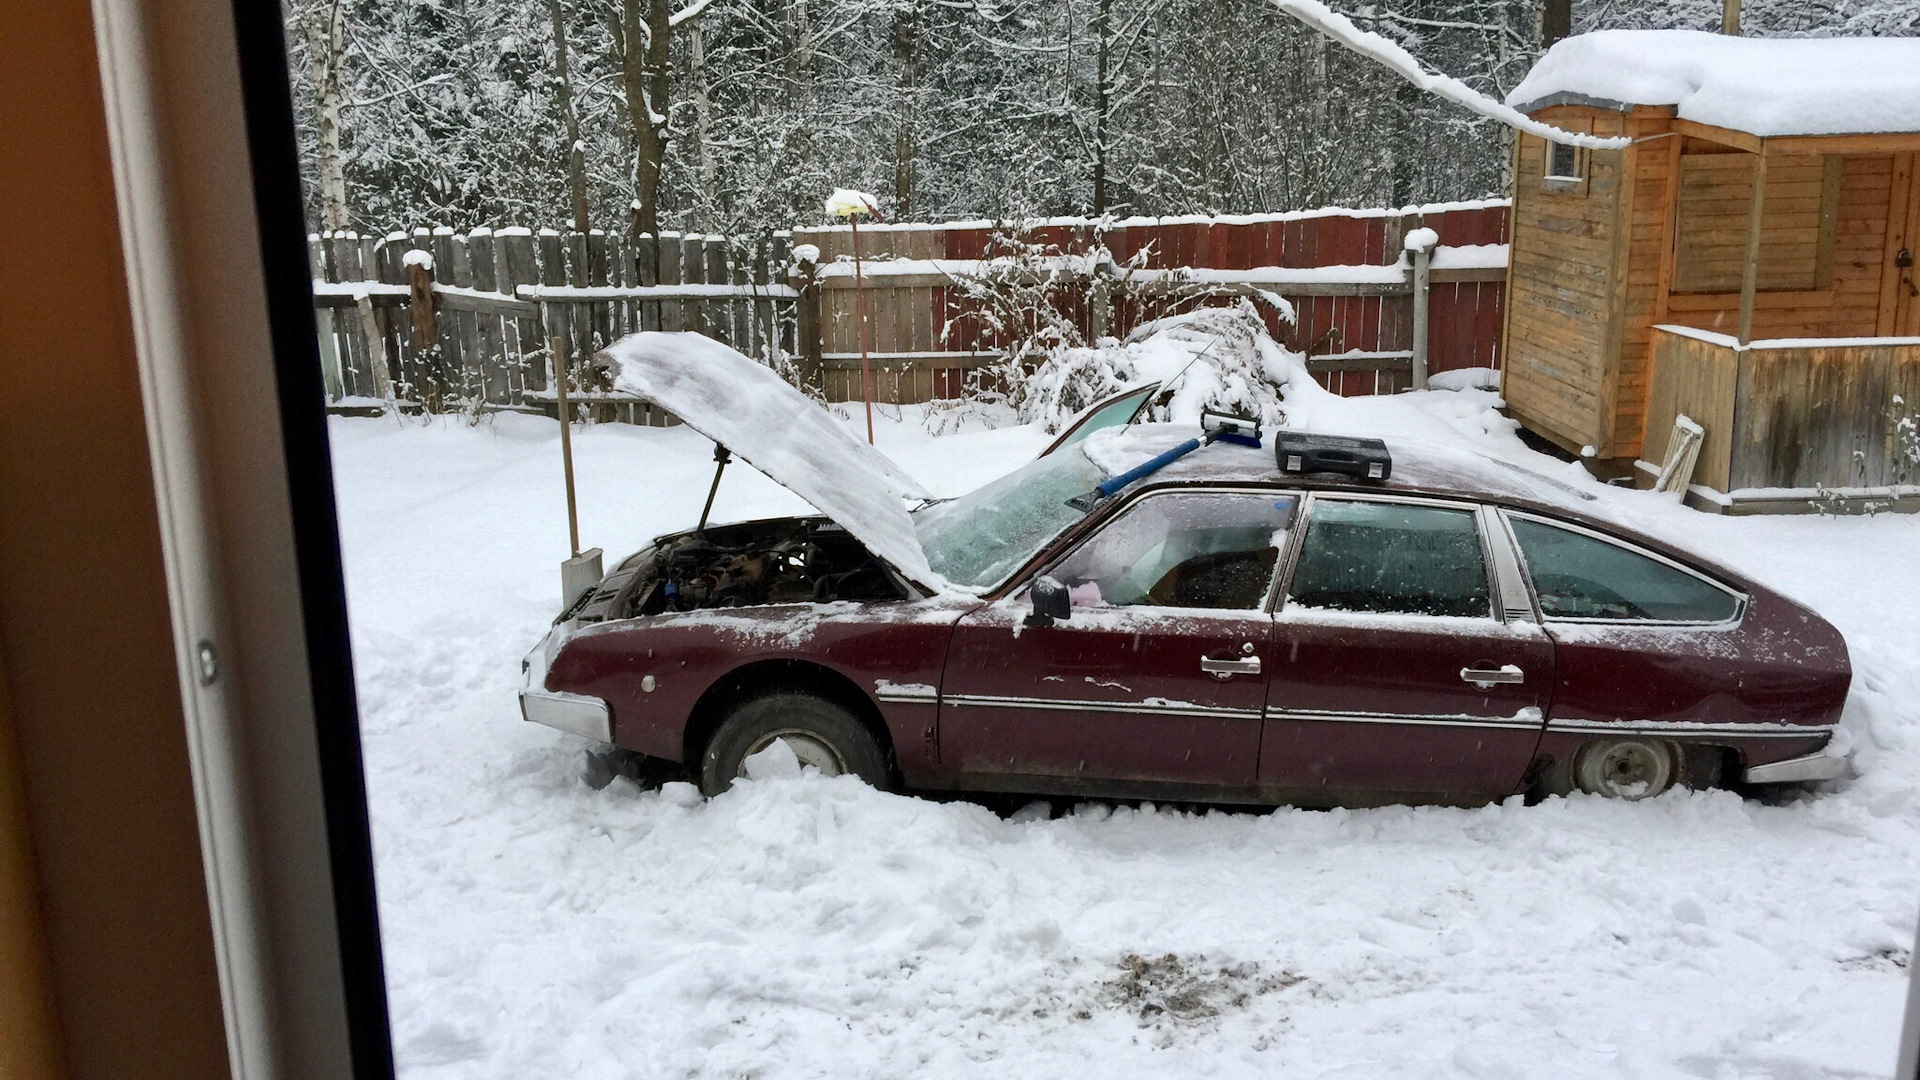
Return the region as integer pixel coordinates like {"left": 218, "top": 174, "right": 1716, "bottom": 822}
{"left": 333, "top": 386, "right": 1920, "bottom": 1079}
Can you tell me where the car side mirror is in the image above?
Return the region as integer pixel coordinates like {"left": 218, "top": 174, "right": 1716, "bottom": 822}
{"left": 1026, "top": 575, "right": 1071, "bottom": 628}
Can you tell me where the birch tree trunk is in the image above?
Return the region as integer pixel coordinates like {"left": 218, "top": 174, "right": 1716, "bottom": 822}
{"left": 548, "top": 0, "right": 592, "bottom": 231}
{"left": 1091, "top": 0, "right": 1110, "bottom": 215}
{"left": 304, "top": 0, "right": 349, "bottom": 231}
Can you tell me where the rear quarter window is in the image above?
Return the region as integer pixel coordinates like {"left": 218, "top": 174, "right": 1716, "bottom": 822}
{"left": 1506, "top": 516, "right": 1740, "bottom": 623}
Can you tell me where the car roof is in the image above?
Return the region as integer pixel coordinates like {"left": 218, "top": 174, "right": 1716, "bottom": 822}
{"left": 1082, "top": 423, "right": 1604, "bottom": 517}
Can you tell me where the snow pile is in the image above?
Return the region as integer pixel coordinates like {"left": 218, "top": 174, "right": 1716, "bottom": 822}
{"left": 824, "top": 188, "right": 881, "bottom": 218}
{"left": 328, "top": 381, "right": 1920, "bottom": 1079}
{"left": 1019, "top": 302, "right": 1304, "bottom": 433}
{"left": 596, "top": 331, "right": 944, "bottom": 590}
{"left": 1508, "top": 30, "right": 1920, "bottom": 137}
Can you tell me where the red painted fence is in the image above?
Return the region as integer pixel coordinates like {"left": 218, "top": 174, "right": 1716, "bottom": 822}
{"left": 796, "top": 200, "right": 1510, "bottom": 400}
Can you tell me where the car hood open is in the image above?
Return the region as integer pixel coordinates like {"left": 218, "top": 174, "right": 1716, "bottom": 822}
{"left": 595, "top": 332, "right": 949, "bottom": 592}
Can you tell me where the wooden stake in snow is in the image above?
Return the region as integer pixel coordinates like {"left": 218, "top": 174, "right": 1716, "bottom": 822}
{"left": 552, "top": 335, "right": 582, "bottom": 559}
{"left": 826, "top": 188, "right": 883, "bottom": 444}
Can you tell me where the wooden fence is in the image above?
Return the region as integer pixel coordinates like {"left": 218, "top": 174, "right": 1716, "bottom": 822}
{"left": 311, "top": 200, "right": 1510, "bottom": 417}
{"left": 309, "top": 227, "right": 798, "bottom": 423}
{"left": 793, "top": 200, "right": 1510, "bottom": 399}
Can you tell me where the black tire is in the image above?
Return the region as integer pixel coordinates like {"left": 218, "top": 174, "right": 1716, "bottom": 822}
{"left": 699, "top": 691, "right": 891, "bottom": 797}
{"left": 1540, "top": 737, "right": 1682, "bottom": 800}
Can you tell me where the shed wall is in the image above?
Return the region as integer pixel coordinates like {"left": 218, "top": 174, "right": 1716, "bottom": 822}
{"left": 1502, "top": 105, "right": 1629, "bottom": 456}
{"left": 1658, "top": 152, "right": 1898, "bottom": 343}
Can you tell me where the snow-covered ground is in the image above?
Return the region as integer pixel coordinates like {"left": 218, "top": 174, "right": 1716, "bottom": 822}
{"left": 333, "top": 385, "right": 1920, "bottom": 1080}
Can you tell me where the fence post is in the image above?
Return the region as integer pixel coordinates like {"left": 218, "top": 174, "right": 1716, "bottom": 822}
{"left": 405, "top": 245, "right": 435, "bottom": 412}
{"left": 1407, "top": 229, "right": 1435, "bottom": 392}
{"left": 792, "top": 244, "right": 823, "bottom": 393}
{"left": 499, "top": 228, "right": 543, "bottom": 395}
{"left": 308, "top": 234, "right": 344, "bottom": 401}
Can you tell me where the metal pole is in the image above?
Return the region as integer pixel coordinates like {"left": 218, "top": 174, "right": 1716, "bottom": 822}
{"left": 1411, "top": 242, "right": 1432, "bottom": 391}
{"left": 551, "top": 335, "right": 581, "bottom": 558}
{"left": 851, "top": 213, "right": 875, "bottom": 444}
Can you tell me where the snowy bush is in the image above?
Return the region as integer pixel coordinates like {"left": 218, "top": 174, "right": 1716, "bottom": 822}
{"left": 1019, "top": 301, "right": 1307, "bottom": 434}
{"left": 935, "top": 225, "right": 1299, "bottom": 433}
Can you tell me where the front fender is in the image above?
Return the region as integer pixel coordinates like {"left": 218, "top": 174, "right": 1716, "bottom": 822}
{"left": 544, "top": 598, "right": 978, "bottom": 768}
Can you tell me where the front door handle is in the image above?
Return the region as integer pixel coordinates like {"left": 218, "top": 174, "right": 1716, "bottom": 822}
{"left": 1461, "top": 664, "right": 1524, "bottom": 688}
{"left": 1201, "top": 656, "right": 1262, "bottom": 677}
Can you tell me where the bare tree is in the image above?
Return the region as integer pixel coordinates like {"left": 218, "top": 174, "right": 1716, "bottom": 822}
{"left": 548, "top": 0, "right": 592, "bottom": 230}
{"left": 891, "top": 0, "right": 919, "bottom": 216}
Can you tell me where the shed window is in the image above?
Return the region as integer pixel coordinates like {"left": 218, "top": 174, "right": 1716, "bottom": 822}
{"left": 1671, "top": 152, "right": 1842, "bottom": 294}
{"left": 1546, "top": 141, "right": 1581, "bottom": 181}
{"left": 1540, "top": 134, "right": 1587, "bottom": 194}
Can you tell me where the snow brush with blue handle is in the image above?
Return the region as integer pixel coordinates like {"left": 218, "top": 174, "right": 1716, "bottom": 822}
{"left": 1066, "top": 409, "right": 1263, "bottom": 512}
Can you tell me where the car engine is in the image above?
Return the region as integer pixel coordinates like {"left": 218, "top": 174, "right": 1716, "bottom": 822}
{"left": 621, "top": 518, "right": 905, "bottom": 617}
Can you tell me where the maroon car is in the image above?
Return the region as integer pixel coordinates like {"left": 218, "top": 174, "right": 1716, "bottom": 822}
{"left": 521, "top": 334, "right": 1849, "bottom": 806}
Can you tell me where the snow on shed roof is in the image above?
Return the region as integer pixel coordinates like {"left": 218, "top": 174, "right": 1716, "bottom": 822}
{"left": 1506, "top": 30, "right": 1920, "bottom": 138}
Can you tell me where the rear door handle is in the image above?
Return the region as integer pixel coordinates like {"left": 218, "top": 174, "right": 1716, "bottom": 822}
{"left": 1201, "top": 656, "right": 1262, "bottom": 677}
{"left": 1461, "top": 664, "right": 1524, "bottom": 687}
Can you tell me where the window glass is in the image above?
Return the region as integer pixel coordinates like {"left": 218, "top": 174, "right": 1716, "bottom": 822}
{"left": 1287, "top": 500, "right": 1490, "bottom": 618}
{"left": 1508, "top": 517, "right": 1739, "bottom": 622}
{"left": 1043, "top": 384, "right": 1156, "bottom": 456}
{"left": 1546, "top": 141, "right": 1581, "bottom": 181}
{"left": 914, "top": 443, "right": 1108, "bottom": 589}
{"left": 1048, "top": 492, "right": 1297, "bottom": 610}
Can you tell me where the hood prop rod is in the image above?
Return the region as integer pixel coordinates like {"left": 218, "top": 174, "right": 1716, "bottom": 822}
{"left": 696, "top": 443, "right": 732, "bottom": 536}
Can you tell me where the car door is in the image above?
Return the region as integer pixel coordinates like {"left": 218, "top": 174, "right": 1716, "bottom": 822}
{"left": 1493, "top": 511, "right": 1819, "bottom": 763}
{"left": 1036, "top": 382, "right": 1160, "bottom": 458}
{"left": 1259, "top": 493, "right": 1555, "bottom": 805}
{"left": 939, "top": 489, "right": 1297, "bottom": 794}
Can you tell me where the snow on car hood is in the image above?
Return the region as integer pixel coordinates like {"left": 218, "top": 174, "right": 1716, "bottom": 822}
{"left": 596, "top": 332, "right": 947, "bottom": 591}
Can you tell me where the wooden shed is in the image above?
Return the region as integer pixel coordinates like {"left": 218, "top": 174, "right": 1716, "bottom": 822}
{"left": 1499, "top": 31, "right": 1920, "bottom": 511}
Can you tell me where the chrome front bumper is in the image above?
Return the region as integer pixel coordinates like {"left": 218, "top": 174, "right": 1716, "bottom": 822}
{"left": 519, "top": 628, "right": 612, "bottom": 743}
{"left": 1743, "top": 751, "right": 1849, "bottom": 784}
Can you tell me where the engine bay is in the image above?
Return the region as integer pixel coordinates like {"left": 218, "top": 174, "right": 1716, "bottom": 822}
{"left": 623, "top": 518, "right": 906, "bottom": 616}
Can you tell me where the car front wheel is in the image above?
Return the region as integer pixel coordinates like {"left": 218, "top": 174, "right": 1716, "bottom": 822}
{"left": 1544, "top": 737, "right": 1682, "bottom": 800}
{"left": 699, "top": 691, "right": 891, "bottom": 797}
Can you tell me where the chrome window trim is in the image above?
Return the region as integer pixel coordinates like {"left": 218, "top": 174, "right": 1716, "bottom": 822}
{"left": 1499, "top": 510, "right": 1749, "bottom": 627}
{"left": 1480, "top": 506, "right": 1541, "bottom": 624}
{"left": 1274, "top": 491, "right": 1499, "bottom": 621}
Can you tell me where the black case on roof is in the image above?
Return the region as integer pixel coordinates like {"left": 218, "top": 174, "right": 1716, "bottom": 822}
{"left": 1273, "top": 432, "right": 1392, "bottom": 482}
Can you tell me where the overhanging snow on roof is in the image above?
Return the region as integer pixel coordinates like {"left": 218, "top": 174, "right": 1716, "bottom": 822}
{"left": 1506, "top": 30, "right": 1920, "bottom": 138}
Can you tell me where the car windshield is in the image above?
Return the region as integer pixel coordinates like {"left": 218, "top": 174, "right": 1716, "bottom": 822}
{"left": 913, "top": 444, "right": 1109, "bottom": 589}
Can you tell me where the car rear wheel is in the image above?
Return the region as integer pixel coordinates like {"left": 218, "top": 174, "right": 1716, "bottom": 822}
{"left": 1544, "top": 738, "right": 1682, "bottom": 800}
{"left": 699, "top": 691, "right": 890, "bottom": 797}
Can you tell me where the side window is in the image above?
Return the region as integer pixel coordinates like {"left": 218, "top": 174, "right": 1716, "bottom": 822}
{"left": 1506, "top": 516, "right": 1740, "bottom": 623}
{"left": 1285, "top": 499, "right": 1491, "bottom": 619}
{"left": 1048, "top": 492, "right": 1297, "bottom": 611}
